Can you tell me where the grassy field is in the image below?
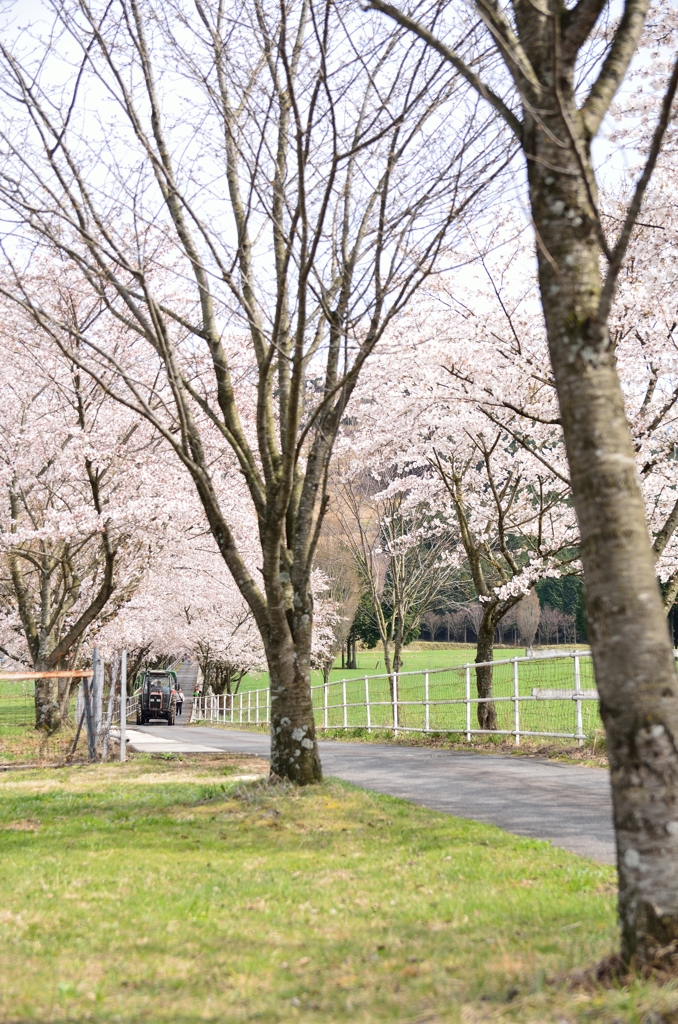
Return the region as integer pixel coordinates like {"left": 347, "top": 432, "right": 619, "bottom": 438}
{"left": 237, "top": 644, "right": 538, "bottom": 693}
{"left": 0, "top": 754, "right": 674, "bottom": 1023}
{"left": 218, "top": 645, "right": 602, "bottom": 742}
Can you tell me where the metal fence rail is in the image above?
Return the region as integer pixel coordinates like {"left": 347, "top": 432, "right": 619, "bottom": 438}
{"left": 191, "top": 650, "right": 607, "bottom": 745}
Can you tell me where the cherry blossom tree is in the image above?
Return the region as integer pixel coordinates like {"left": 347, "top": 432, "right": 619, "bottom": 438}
{"left": 341, "top": 309, "right": 578, "bottom": 726}
{"left": 368, "top": 0, "right": 678, "bottom": 965}
{"left": 0, "top": 0, "right": 510, "bottom": 782}
{"left": 100, "top": 533, "right": 338, "bottom": 693}
{"left": 341, "top": 204, "right": 678, "bottom": 735}
{"left": 99, "top": 536, "right": 267, "bottom": 693}
{"left": 0, "top": 290, "right": 184, "bottom": 732}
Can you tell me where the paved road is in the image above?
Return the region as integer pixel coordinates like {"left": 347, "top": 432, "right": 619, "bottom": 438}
{"left": 127, "top": 723, "right": 616, "bottom": 864}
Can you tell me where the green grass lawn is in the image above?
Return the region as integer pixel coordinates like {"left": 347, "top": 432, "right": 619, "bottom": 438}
{"left": 0, "top": 754, "right": 674, "bottom": 1023}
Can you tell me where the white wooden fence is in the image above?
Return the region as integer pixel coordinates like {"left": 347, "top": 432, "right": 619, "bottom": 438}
{"left": 191, "top": 650, "right": 606, "bottom": 746}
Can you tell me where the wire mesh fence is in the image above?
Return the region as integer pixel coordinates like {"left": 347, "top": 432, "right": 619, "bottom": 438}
{"left": 0, "top": 679, "right": 42, "bottom": 732}
{"left": 0, "top": 657, "right": 127, "bottom": 763}
{"left": 0, "top": 671, "right": 89, "bottom": 763}
{"left": 191, "top": 650, "right": 605, "bottom": 744}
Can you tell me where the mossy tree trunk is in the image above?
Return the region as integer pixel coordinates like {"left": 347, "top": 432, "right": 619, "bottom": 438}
{"left": 528, "top": 112, "right": 678, "bottom": 963}
{"left": 265, "top": 570, "right": 322, "bottom": 785}
{"left": 371, "top": 0, "right": 678, "bottom": 965}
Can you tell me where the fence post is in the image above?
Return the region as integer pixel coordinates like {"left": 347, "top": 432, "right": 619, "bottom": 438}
{"left": 513, "top": 658, "right": 520, "bottom": 746}
{"left": 324, "top": 682, "right": 328, "bottom": 730}
{"left": 365, "top": 676, "right": 371, "bottom": 732}
{"left": 91, "top": 646, "right": 102, "bottom": 753}
{"left": 266, "top": 687, "right": 270, "bottom": 724}
{"left": 342, "top": 679, "right": 347, "bottom": 729}
{"left": 119, "top": 650, "right": 127, "bottom": 762}
{"left": 256, "top": 688, "right": 259, "bottom": 724}
{"left": 248, "top": 690, "right": 252, "bottom": 724}
{"left": 465, "top": 665, "right": 471, "bottom": 743}
{"left": 392, "top": 674, "right": 398, "bottom": 734}
{"left": 574, "top": 654, "right": 583, "bottom": 747}
{"left": 424, "top": 671, "right": 430, "bottom": 732}
{"left": 83, "top": 671, "right": 96, "bottom": 763}
{"left": 240, "top": 691, "right": 243, "bottom": 725}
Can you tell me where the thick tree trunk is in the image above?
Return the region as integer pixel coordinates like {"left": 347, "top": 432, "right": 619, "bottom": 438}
{"left": 475, "top": 612, "right": 498, "bottom": 731}
{"left": 269, "top": 654, "right": 321, "bottom": 784}
{"left": 34, "top": 677, "right": 62, "bottom": 733}
{"left": 268, "top": 655, "right": 321, "bottom": 782}
{"left": 267, "top": 585, "right": 322, "bottom": 785}
{"left": 34, "top": 671, "right": 78, "bottom": 734}
{"left": 529, "top": 117, "right": 678, "bottom": 964}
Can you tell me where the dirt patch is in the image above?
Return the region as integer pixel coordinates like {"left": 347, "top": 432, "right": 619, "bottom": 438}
{"left": 133, "top": 770, "right": 264, "bottom": 786}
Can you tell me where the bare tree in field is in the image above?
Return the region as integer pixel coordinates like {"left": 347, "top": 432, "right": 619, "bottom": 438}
{"left": 515, "top": 588, "right": 540, "bottom": 650}
{"left": 336, "top": 469, "right": 454, "bottom": 683}
{"left": 0, "top": 0, "right": 509, "bottom": 783}
{"left": 370, "top": 0, "right": 678, "bottom": 969}
{"left": 313, "top": 529, "right": 361, "bottom": 685}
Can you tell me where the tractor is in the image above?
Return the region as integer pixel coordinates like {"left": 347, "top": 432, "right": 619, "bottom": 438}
{"left": 135, "top": 670, "right": 178, "bottom": 725}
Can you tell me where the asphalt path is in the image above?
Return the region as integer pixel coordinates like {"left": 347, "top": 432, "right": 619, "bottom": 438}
{"left": 127, "top": 722, "right": 616, "bottom": 864}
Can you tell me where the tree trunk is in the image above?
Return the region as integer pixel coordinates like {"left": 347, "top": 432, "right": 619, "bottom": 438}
{"left": 381, "top": 641, "right": 393, "bottom": 678}
{"left": 267, "top": 586, "right": 322, "bottom": 785}
{"left": 347, "top": 636, "right": 357, "bottom": 670}
{"left": 475, "top": 611, "right": 498, "bottom": 731}
{"left": 34, "top": 677, "right": 61, "bottom": 733}
{"left": 34, "top": 668, "right": 80, "bottom": 734}
{"left": 529, "top": 115, "right": 678, "bottom": 964}
{"left": 393, "top": 627, "right": 404, "bottom": 675}
{"left": 269, "top": 650, "right": 321, "bottom": 784}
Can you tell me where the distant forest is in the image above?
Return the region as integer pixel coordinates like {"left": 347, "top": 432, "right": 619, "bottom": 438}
{"left": 419, "top": 577, "right": 587, "bottom": 646}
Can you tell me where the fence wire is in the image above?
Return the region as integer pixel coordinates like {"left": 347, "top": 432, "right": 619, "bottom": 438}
{"left": 192, "top": 650, "right": 605, "bottom": 744}
{"left": 0, "top": 680, "right": 38, "bottom": 731}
